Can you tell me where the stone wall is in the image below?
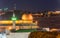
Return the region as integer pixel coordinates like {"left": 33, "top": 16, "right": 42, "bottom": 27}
{"left": 7, "top": 32, "right": 30, "bottom": 38}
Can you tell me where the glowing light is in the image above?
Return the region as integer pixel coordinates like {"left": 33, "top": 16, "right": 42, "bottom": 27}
{"left": 35, "top": 21, "right": 38, "bottom": 25}
{"left": 11, "top": 17, "right": 17, "bottom": 20}
{"left": 22, "top": 14, "right": 33, "bottom": 21}
{"left": 41, "top": 13, "right": 43, "bottom": 15}
{"left": 50, "top": 29, "right": 58, "bottom": 32}
{"left": 52, "top": 11, "right": 60, "bottom": 14}
{"left": 48, "top": 12, "right": 51, "bottom": 15}
{"left": 8, "top": 27, "right": 12, "bottom": 30}
{"left": 22, "top": 14, "right": 27, "bottom": 20}
{"left": 0, "top": 20, "right": 34, "bottom": 24}
{"left": 6, "top": 26, "right": 12, "bottom": 30}
{"left": 16, "top": 26, "right": 19, "bottom": 30}
{"left": 43, "top": 28, "right": 50, "bottom": 31}
{"left": 28, "top": 14, "right": 33, "bottom": 20}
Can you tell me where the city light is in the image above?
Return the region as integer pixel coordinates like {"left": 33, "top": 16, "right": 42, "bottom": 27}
{"left": 22, "top": 14, "right": 33, "bottom": 21}
{"left": 11, "top": 13, "right": 17, "bottom": 21}
{"left": 11, "top": 17, "right": 17, "bottom": 21}
{"left": 8, "top": 26, "right": 12, "bottom": 30}
{"left": 0, "top": 20, "right": 34, "bottom": 24}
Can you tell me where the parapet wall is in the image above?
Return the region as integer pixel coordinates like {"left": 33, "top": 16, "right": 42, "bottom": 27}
{"left": 7, "top": 32, "right": 30, "bottom": 38}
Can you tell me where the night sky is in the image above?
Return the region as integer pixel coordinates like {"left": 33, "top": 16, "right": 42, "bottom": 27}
{"left": 0, "top": 0, "right": 60, "bottom": 11}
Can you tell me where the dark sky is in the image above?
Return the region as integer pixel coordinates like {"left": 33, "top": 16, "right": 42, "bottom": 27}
{"left": 0, "top": 0, "right": 60, "bottom": 11}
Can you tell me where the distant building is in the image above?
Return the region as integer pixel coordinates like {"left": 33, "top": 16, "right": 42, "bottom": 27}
{"left": 38, "top": 14, "right": 60, "bottom": 29}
